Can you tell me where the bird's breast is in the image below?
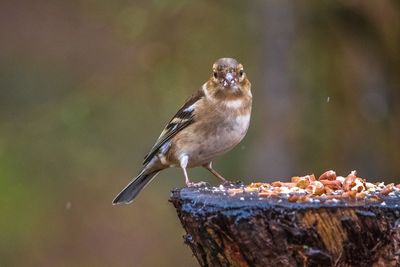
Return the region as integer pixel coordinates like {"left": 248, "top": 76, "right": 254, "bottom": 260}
{"left": 168, "top": 109, "right": 251, "bottom": 167}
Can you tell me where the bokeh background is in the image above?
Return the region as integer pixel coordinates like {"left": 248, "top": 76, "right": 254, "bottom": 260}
{"left": 1, "top": 0, "right": 399, "bottom": 266}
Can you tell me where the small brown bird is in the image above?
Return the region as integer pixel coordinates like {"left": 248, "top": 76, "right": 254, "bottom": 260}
{"left": 113, "top": 58, "right": 252, "bottom": 204}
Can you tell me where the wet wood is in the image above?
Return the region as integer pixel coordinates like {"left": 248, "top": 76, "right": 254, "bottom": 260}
{"left": 170, "top": 186, "right": 400, "bottom": 267}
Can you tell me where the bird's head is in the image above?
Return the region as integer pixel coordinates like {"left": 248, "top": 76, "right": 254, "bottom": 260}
{"left": 207, "top": 58, "right": 251, "bottom": 99}
{"left": 212, "top": 58, "right": 245, "bottom": 90}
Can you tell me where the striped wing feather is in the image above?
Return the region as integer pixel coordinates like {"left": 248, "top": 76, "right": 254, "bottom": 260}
{"left": 143, "top": 89, "right": 204, "bottom": 165}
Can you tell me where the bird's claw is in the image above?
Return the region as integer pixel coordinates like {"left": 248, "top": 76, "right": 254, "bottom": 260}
{"left": 221, "top": 180, "right": 244, "bottom": 187}
{"left": 186, "top": 181, "right": 209, "bottom": 188}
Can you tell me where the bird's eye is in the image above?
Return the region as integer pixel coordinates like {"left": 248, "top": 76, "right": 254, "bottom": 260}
{"left": 239, "top": 69, "right": 244, "bottom": 77}
{"left": 213, "top": 71, "right": 218, "bottom": 79}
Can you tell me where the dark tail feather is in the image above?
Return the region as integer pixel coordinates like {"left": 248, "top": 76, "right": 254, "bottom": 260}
{"left": 112, "top": 170, "right": 159, "bottom": 205}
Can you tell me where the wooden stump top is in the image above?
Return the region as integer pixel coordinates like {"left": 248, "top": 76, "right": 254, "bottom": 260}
{"left": 171, "top": 184, "right": 400, "bottom": 212}
{"left": 170, "top": 184, "right": 400, "bottom": 267}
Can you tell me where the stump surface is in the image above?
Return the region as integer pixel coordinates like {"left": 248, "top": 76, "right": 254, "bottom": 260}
{"left": 170, "top": 186, "right": 400, "bottom": 267}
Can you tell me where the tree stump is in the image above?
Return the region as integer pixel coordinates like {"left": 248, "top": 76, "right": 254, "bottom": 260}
{"left": 170, "top": 185, "right": 400, "bottom": 267}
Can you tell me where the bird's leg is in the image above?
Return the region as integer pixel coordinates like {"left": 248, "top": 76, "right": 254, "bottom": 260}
{"left": 203, "top": 162, "right": 228, "bottom": 183}
{"left": 180, "top": 154, "right": 207, "bottom": 187}
{"left": 179, "top": 155, "right": 191, "bottom": 186}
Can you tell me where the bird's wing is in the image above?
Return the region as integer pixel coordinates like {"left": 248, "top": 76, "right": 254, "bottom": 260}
{"left": 143, "top": 88, "right": 205, "bottom": 165}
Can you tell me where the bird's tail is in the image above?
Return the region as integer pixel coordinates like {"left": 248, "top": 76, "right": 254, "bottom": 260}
{"left": 112, "top": 170, "right": 159, "bottom": 205}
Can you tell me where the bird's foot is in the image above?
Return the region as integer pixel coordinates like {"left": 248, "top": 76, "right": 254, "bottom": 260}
{"left": 221, "top": 180, "right": 244, "bottom": 187}
{"left": 221, "top": 179, "right": 233, "bottom": 185}
{"left": 186, "top": 181, "right": 209, "bottom": 188}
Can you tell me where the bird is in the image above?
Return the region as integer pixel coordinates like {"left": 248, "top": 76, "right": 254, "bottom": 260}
{"left": 113, "top": 58, "right": 252, "bottom": 204}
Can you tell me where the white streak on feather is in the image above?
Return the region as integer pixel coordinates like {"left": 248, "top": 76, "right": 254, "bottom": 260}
{"left": 171, "top": 117, "right": 188, "bottom": 124}
{"left": 160, "top": 142, "right": 170, "bottom": 154}
{"left": 158, "top": 142, "right": 171, "bottom": 165}
{"left": 183, "top": 103, "right": 196, "bottom": 112}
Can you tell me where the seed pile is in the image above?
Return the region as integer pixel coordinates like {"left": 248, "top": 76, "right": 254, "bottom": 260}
{"left": 227, "top": 170, "right": 400, "bottom": 202}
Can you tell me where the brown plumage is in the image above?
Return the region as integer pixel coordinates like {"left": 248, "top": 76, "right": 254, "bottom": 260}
{"left": 113, "top": 58, "right": 252, "bottom": 204}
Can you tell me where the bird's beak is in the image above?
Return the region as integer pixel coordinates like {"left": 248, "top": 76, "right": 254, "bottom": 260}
{"left": 225, "top": 73, "right": 234, "bottom": 82}
{"left": 223, "top": 72, "right": 237, "bottom": 88}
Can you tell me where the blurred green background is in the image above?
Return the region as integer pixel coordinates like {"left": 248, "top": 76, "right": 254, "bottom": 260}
{"left": 1, "top": 0, "right": 399, "bottom": 266}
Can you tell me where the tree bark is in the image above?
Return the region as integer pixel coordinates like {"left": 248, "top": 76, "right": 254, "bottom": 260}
{"left": 170, "top": 186, "right": 400, "bottom": 267}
